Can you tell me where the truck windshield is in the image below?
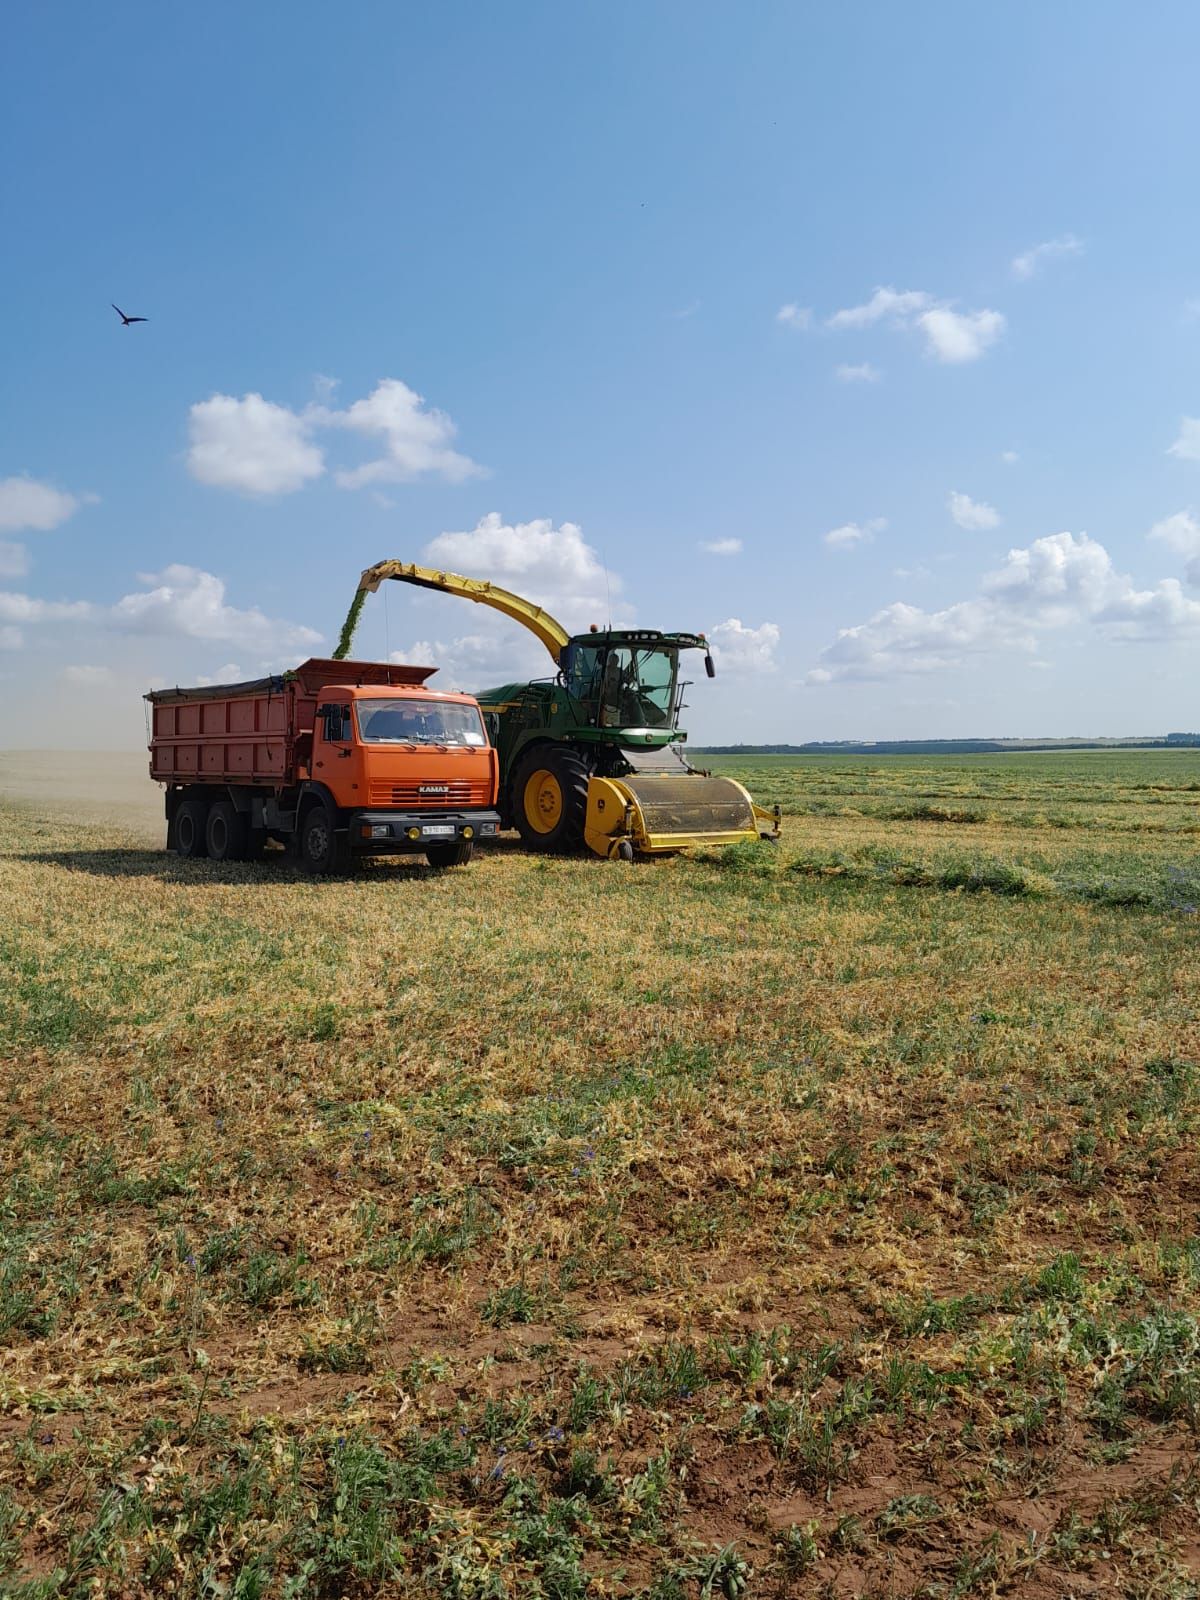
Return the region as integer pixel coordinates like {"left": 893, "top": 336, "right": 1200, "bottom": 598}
{"left": 563, "top": 645, "right": 678, "bottom": 727}
{"left": 356, "top": 699, "right": 486, "bottom": 746}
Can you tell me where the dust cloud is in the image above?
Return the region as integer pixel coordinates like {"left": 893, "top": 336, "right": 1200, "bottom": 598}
{"left": 0, "top": 752, "right": 163, "bottom": 842}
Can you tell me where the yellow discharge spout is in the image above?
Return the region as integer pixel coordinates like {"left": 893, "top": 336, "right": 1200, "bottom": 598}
{"left": 356, "top": 561, "right": 571, "bottom": 665}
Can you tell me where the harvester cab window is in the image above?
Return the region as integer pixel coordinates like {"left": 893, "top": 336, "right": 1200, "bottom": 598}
{"left": 562, "top": 644, "right": 603, "bottom": 710}
{"left": 599, "top": 648, "right": 676, "bottom": 728}
{"left": 562, "top": 644, "right": 677, "bottom": 729}
{"left": 628, "top": 649, "right": 676, "bottom": 727}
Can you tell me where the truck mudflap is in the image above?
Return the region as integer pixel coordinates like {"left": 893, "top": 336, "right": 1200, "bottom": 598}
{"left": 350, "top": 810, "right": 501, "bottom": 852}
{"left": 582, "top": 775, "right": 780, "bottom": 857}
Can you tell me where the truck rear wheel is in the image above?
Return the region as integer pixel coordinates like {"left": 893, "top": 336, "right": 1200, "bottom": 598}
{"left": 300, "top": 799, "right": 350, "bottom": 876}
{"left": 206, "top": 800, "right": 248, "bottom": 862}
{"left": 175, "top": 799, "right": 209, "bottom": 858}
{"left": 425, "top": 839, "right": 474, "bottom": 868}
{"left": 511, "top": 745, "right": 590, "bottom": 854}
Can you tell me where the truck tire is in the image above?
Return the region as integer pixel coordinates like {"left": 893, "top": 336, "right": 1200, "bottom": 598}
{"left": 425, "top": 839, "right": 474, "bottom": 868}
{"left": 206, "top": 800, "right": 248, "bottom": 862}
{"left": 299, "top": 799, "right": 350, "bottom": 876}
{"left": 175, "top": 799, "right": 209, "bottom": 858}
{"left": 511, "top": 744, "right": 591, "bottom": 854}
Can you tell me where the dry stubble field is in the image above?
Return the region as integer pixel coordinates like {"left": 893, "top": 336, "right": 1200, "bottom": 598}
{"left": 2, "top": 751, "right": 1200, "bottom": 1599}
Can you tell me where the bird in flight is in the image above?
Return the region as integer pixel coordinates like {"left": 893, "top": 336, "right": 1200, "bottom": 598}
{"left": 111, "top": 303, "right": 148, "bottom": 326}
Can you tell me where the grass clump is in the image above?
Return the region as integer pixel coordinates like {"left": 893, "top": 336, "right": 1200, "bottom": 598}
{"left": 886, "top": 801, "right": 987, "bottom": 823}
{"left": 935, "top": 858, "right": 1030, "bottom": 895}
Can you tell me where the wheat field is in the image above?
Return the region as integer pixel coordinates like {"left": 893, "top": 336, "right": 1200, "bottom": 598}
{"left": 2, "top": 751, "right": 1199, "bottom": 1598}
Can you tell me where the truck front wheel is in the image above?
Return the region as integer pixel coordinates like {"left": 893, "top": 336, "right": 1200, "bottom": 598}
{"left": 175, "top": 799, "right": 209, "bottom": 858}
{"left": 425, "top": 839, "right": 474, "bottom": 868}
{"left": 300, "top": 800, "right": 350, "bottom": 876}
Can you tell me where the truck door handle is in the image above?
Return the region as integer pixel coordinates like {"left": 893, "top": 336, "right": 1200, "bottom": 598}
{"left": 338, "top": 749, "right": 352, "bottom": 758}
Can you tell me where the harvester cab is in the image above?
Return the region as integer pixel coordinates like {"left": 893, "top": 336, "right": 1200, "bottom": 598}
{"left": 341, "top": 561, "right": 781, "bottom": 859}
{"left": 559, "top": 628, "right": 711, "bottom": 733}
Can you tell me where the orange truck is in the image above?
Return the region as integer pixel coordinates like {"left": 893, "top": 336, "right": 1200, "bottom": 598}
{"left": 146, "top": 657, "right": 500, "bottom": 872}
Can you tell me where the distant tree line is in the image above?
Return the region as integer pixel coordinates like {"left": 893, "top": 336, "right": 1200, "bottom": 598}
{"left": 696, "top": 735, "right": 1200, "bottom": 756}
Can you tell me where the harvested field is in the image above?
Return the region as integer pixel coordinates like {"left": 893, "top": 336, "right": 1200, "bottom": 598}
{"left": 2, "top": 750, "right": 1199, "bottom": 1597}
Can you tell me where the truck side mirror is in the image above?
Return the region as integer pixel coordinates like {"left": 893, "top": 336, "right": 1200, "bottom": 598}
{"left": 317, "top": 703, "right": 350, "bottom": 741}
{"left": 705, "top": 654, "right": 716, "bottom": 679}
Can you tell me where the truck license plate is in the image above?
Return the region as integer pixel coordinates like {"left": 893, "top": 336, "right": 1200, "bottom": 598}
{"left": 421, "top": 824, "right": 455, "bottom": 836}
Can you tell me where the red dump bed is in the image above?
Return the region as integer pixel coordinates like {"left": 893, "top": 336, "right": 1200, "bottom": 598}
{"left": 146, "top": 657, "right": 434, "bottom": 787}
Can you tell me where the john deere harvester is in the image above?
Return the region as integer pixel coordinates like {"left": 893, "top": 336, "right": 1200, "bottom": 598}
{"left": 338, "top": 561, "right": 781, "bottom": 859}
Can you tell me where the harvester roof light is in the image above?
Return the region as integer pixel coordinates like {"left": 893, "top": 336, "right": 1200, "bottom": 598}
{"left": 589, "top": 623, "right": 599, "bottom": 633}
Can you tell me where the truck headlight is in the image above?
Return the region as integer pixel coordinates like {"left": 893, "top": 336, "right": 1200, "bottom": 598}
{"left": 370, "top": 823, "right": 391, "bottom": 839}
{"left": 462, "top": 826, "right": 474, "bottom": 839}
{"left": 406, "top": 826, "right": 421, "bottom": 840}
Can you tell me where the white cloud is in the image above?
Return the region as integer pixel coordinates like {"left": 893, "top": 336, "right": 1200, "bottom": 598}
{"left": 948, "top": 490, "right": 1001, "bottom": 531}
{"left": 187, "top": 394, "right": 325, "bottom": 496}
{"left": 0, "top": 592, "right": 94, "bottom": 624}
{"left": 1001, "top": 449, "right": 1020, "bottom": 464}
{"left": 827, "top": 287, "right": 931, "bottom": 330}
{"left": 110, "top": 565, "right": 323, "bottom": 652}
{"left": 707, "top": 617, "right": 780, "bottom": 673}
{"left": 384, "top": 515, "right": 624, "bottom": 687}
{"left": 1168, "top": 417, "right": 1200, "bottom": 463}
{"left": 670, "top": 299, "right": 701, "bottom": 320}
{"left": 423, "top": 514, "right": 619, "bottom": 633}
{"left": 0, "top": 627, "right": 20, "bottom": 650}
{"left": 390, "top": 632, "right": 521, "bottom": 689}
{"left": 917, "top": 307, "right": 1006, "bottom": 364}
{"left": 1011, "top": 234, "right": 1083, "bottom": 280}
{"left": 193, "top": 663, "right": 245, "bottom": 687}
{"left": 320, "top": 378, "right": 481, "bottom": 489}
{"left": 0, "top": 541, "right": 29, "bottom": 578}
{"left": 312, "top": 373, "right": 340, "bottom": 402}
{"left": 60, "top": 664, "right": 113, "bottom": 685}
{"left": 384, "top": 516, "right": 778, "bottom": 689}
{"left": 700, "top": 538, "right": 743, "bottom": 556}
{"left": 835, "top": 362, "right": 881, "bottom": 383}
{"left": 809, "top": 530, "right": 1200, "bottom": 683}
{"left": 776, "top": 303, "right": 812, "bottom": 330}
{"left": 1148, "top": 510, "right": 1200, "bottom": 586}
{"left": 824, "top": 517, "right": 886, "bottom": 550}
{"left": 826, "top": 287, "right": 1005, "bottom": 364}
{"left": 188, "top": 377, "right": 480, "bottom": 496}
{"left": 0, "top": 475, "right": 89, "bottom": 533}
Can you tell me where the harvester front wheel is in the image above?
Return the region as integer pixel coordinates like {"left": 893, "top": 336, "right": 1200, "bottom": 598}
{"left": 512, "top": 745, "right": 590, "bottom": 853}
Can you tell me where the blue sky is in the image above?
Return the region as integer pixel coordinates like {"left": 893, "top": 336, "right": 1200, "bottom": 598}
{"left": 6, "top": 2, "right": 1200, "bottom": 746}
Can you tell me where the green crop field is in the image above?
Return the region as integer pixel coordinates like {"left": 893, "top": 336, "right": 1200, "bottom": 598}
{"left": 2, "top": 751, "right": 1200, "bottom": 1598}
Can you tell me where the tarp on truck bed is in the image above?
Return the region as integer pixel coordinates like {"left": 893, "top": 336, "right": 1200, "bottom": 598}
{"left": 145, "top": 657, "right": 436, "bottom": 704}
